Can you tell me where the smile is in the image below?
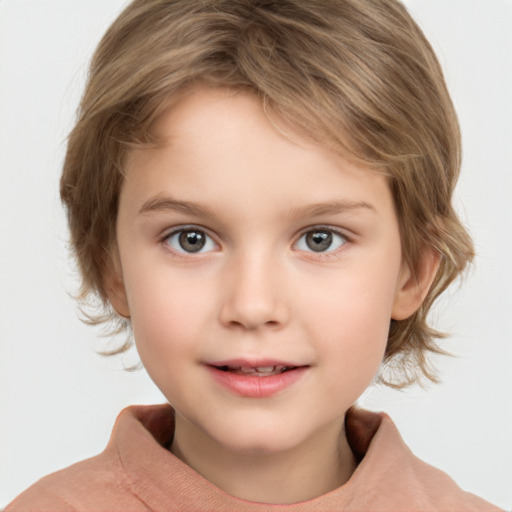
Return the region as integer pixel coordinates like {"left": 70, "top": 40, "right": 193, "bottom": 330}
{"left": 206, "top": 360, "right": 309, "bottom": 398}
{"left": 216, "top": 365, "right": 296, "bottom": 376}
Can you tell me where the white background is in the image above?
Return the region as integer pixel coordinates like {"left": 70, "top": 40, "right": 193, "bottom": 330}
{"left": 0, "top": 0, "right": 511, "bottom": 509}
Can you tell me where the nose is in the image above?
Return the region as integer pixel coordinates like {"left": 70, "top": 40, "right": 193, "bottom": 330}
{"left": 218, "top": 252, "right": 289, "bottom": 331}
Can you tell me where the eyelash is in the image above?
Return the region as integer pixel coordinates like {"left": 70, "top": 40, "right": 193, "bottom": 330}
{"left": 161, "top": 225, "right": 218, "bottom": 257}
{"left": 159, "top": 225, "right": 351, "bottom": 258}
{"left": 293, "top": 226, "right": 349, "bottom": 257}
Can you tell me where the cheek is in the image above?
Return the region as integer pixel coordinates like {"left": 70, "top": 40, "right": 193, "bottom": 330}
{"left": 125, "top": 276, "right": 212, "bottom": 407}
{"left": 315, "top": 290, "right": 390, "bottom": 400}
{"left": 124, "top": 270, "right": 209, "bottom": 362}
{"left": 299, "top": 256, "right": 401, "bottom": 375}
{"left": 304, "top": 258, "right": 399, "bottom": 331}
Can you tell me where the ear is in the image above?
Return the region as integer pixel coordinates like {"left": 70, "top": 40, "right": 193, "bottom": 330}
{"left": 103, "top": 248, "right": 131, "bottom": 319}
{"left": 391, "top": 247, "right": 440, "bottom": 321}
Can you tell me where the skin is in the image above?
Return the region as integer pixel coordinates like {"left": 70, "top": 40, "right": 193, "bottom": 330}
{"left": 106, "top": 87, "right": 437, "bottom": 504}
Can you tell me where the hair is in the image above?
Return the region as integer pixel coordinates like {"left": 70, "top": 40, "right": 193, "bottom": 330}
{"left": 61, "top": 0, "right": 474, "bottom": 388}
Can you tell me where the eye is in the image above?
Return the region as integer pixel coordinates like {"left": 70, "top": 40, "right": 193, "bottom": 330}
{"left": 164, "top": 228, "right": 217, "bottom": 254}
{"left": 295, "top": 228, "right": 347, "bottom": 253}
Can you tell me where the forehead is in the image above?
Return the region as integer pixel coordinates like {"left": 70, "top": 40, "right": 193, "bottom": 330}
{"left": 147, "top": 86, "right": 323, "bottom": 159}
{"left": 122, "top": 87, "right": 393, "bottom": 223}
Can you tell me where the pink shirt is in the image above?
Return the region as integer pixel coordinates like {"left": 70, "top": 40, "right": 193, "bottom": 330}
{"left": 6, "top": 404, "right": 501, "bottom": 511}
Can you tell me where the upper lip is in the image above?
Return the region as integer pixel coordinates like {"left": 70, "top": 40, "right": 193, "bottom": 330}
{"left": 206, "top": 358, "right": 306, "bottom": 369}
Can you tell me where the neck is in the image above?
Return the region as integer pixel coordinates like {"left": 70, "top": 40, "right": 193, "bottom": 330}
{"left": 171, "top": 414, "right": 357, "bottom": 504}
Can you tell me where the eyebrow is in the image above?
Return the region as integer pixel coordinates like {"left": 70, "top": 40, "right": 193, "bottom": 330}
{"left": 138, "top": 196, "right": 214, "bottom": 217}
{"left": 138, "top": 196, "right": 376, "bottom": 218}
{"left": 289, "top": 200, "right": 376, "bottom": 218}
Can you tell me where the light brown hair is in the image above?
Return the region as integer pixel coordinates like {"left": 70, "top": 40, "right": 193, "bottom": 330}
{"left": 61, "top": 0, "right": 474, "bottom": 387}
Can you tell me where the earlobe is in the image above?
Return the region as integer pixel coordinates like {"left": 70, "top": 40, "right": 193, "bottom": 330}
{"left": 391, "top": 247, "right": 440, "bottom": 321}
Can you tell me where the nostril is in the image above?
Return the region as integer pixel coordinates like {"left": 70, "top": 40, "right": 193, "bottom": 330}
{"left": 218, "top": 286, "right": 289, "bottom": 330}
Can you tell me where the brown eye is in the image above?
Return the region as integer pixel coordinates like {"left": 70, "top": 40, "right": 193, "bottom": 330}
{"left": 165, "top": 228, "right": 216, "bottom": 254}
{"left": 296, "top": 229, "right": 346, "bottom": 253}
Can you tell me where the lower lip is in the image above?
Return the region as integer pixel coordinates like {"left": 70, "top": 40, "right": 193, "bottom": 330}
{"left": 207, "top": 366, "right": 308, "bottom": 398}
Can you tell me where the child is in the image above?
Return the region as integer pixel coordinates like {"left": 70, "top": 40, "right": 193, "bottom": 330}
{"left": 4, "top": 0, "right": 505, "bottom": 509}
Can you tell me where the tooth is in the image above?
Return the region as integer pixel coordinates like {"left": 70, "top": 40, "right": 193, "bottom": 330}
{"left": 227, "top": 365, "right": 293, "bottom": 376}
{"left": 239, "top": 367, "right": 257, "bottom": 373}
{"left": 256, "top": 366, "right": 275, "bottom": 373}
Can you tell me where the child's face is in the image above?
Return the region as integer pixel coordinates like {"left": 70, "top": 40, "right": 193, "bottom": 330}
{"left": 110, "top": 87, "right": 411, "bottom": 456}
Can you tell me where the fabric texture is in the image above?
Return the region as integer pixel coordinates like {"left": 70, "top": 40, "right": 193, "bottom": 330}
{"left": 6, "top": 404, "right": 501, "bottom": 512}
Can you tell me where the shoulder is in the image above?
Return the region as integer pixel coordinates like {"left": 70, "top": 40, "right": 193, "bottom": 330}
{"left": 4, "top": 448, "right": 144, "bottom": 512}
{"left": 345, "top": 408, "right": 503, "bottom": 511}
{"left": 5, "top": 405, "right": 174, "bottom": 512}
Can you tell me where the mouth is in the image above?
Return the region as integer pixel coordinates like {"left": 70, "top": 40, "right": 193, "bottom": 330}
{"left": 206, "top": 360, "right": 309, "bottom": 397}
{"left": 213, "top": 365, "right": 298, "bottom": 377}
